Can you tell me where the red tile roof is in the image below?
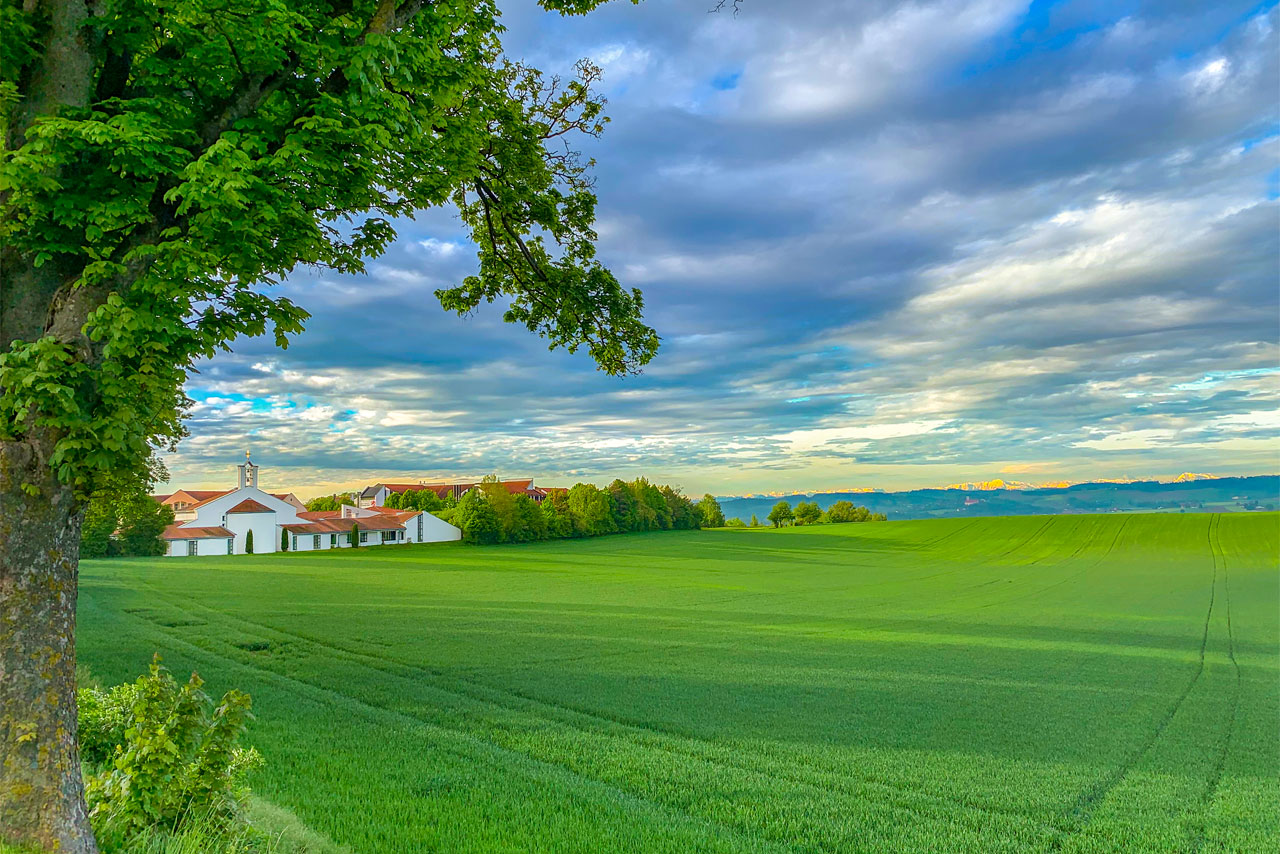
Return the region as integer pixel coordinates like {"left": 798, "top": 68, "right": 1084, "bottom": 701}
{"left": 185, "top": 490, "right": 233, "bottom": 510}
{"left": 227, "top": 498, "right": 273, "bottom": 514}
{"left": 381, "top": 483, "right": 424, "bottom": 493}
{"left": 298, "top": 510, "right": 343, "bottom": 520}
{"left": 416, "top": 479, "right": 537, "bottom": 496}
{"left": 163, "top": 524, "right": 234, "bottom": 540}
{"left": 282, "top": 515, "right": 407, "bottom": 535}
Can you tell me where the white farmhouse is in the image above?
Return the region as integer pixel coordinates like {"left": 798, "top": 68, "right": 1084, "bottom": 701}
{"left": 162, "top": 455, "right": 461, "bottom": 557}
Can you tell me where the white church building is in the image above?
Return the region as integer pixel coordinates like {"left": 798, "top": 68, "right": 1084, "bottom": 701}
{"left": 161, "top": 455, "right": 461, "bottom": 557}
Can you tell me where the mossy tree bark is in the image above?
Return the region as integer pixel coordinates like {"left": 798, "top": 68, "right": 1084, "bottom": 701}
{"left": 0, "top": 438, "right": 97, "bottom": 854}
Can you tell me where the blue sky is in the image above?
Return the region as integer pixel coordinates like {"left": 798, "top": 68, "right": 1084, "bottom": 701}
{"left": 169, "top": 0, "right": 1279, "bottom": 498}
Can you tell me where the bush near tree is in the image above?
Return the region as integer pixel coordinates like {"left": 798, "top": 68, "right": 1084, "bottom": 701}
{"left": 78, "top": 658, "right": 261, "bottom": 852}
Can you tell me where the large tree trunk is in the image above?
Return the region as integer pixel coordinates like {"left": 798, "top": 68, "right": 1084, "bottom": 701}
{"left": 0, "top": 436, "right": 98, "bottom": 854}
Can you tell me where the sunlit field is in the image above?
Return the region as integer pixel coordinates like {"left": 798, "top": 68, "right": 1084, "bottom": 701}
{"left": 78, "top": 514, "right": 1279, "bottom": 853}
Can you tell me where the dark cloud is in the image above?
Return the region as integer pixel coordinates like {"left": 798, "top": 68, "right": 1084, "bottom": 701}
{"left": 166, "top": 0, "right": 1280, "bottom": 496}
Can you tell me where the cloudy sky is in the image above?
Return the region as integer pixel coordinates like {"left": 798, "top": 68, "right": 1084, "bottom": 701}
{"left": 169, "top": 0, "right": 1279, "bottom": 498}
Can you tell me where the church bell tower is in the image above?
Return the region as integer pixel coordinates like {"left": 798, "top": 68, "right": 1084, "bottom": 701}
{"left": 237, "top": 451, "right": 259, "bottom": 489}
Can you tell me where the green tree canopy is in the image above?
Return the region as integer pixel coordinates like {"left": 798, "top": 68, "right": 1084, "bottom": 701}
{"left": 767, "top": 501, "right": 793, "bottom": 528}
{"left": 456, "top": 488, "right": 501, "bottom": 545}
{"left": 696, "top": 494, "right": 725, "bottom": 528}
{"left": 793, "top": 501, "right": 822, "bottom": 526}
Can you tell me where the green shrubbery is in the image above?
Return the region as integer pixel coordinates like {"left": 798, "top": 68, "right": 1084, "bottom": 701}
{"left": 78, "top": 658, "right": 262, "bottom": 852}
{"left": 451, "top": 475, "right": 702, "bottom": 544}
{"left": 80, "top": 495, "right": 174, "bottom": 558}
{"left": 381, "top": 488, "right": 450, "bottom": 512}
{"left": 303, "top": 494, "right": 356, "bottom": 512}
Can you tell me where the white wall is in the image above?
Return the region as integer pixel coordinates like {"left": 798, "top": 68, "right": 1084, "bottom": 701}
{"left": 225, "top": 511, "right": 279, "bottom": 555}
{"left": 167, "top": 537, "right": 232, "bottom": 557}
{"left": 288, "top": 531, "right": 342, "bottom": 552}
{"left": 407, "top": 511, "right": 462, "bottom": 543}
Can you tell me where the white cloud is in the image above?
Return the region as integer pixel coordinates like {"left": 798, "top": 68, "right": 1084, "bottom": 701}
{"left": 1185, "top": 57, "right": 1230, "bottom": 96}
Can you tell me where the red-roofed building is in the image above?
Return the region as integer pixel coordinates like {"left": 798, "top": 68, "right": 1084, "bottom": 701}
{"left": 163, "top": 455, "right": 460, "bottom": 557}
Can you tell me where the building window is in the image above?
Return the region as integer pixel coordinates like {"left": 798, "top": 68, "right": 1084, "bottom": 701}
{"left": 227, "top": 539, "right": 233, "bottom": 555}
{"left": 313, "top": 535, "right": 321, "bottom": 550}
{"left": 187, "top": 540, "right": 198, "bottom": 556}
{"left": 417, "top": 515, "right": 423, "bottom": 540}
{"left": 330, "top": 534, "right": 337, "bottom": 547}
{"left": 382, "top": 531, "right": 395, "bottom": 543}
{"left": 359, "top": 531, "right": 368, "bottom": 543}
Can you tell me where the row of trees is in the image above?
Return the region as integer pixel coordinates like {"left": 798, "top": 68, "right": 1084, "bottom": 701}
{"left": 382, "top": 488, "right": 455, "bottom": 512}
{"left": 766, "top": 500, "right": 887, "bottom": 528}
{"left": 447, "top": 476, "right": 719, "bottom": 545}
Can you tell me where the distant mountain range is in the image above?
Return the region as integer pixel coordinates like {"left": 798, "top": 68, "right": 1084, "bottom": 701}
{"left": 719, "top": 475, "right": 1279, "bottom": 522}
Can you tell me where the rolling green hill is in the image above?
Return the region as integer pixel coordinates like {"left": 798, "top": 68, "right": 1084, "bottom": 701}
{"left": 719, "top": 474, "right": 1280, "bottom": 521}
{"left": 77, "top": 514, "right": 1279, "bottom": 853}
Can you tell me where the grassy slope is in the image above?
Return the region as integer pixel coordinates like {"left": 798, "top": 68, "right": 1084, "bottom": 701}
{"left": 77, "top": 514, "right": 1279, "bottom": 853}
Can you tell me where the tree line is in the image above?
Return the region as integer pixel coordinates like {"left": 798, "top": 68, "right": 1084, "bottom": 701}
{"left": 764, "top": 499, "right": 887, "bottom": 528}
{"left": 437, "top": 476, "right": 725, "bottom": 545}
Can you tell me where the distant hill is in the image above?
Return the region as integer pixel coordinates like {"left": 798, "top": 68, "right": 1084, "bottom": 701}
{"left": 719, "top": 475, "right": 1279, "bottom": 522}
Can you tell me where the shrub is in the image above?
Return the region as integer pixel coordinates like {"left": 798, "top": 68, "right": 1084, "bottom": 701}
{"left": 78, "top": 681, "right": 142, "bottom": 767}
{"left": 81, "top": 500, "right": 119, "bottom": 558}
{"left": 350, "top": 523, "right": 359, "bottom": 548}
{"left": 84, "top": 657, "right": 262, "bottom": 843}
{"left": 280, "top": 528, "right": 289, "bottom": 551}
{"left": 245, "top": 529, "right": 254, "bottom": 554}
{"left": 116, "top": 497, "right": 174, "bottom": 557}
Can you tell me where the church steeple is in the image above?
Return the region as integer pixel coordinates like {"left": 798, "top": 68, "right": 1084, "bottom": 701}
{"left": 237, "top": 451, "right": 259, "bottom": 489}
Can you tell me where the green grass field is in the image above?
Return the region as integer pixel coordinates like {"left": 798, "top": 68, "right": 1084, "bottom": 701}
{"left": 77, "top": 514, "right": 1279, "bottom": 853}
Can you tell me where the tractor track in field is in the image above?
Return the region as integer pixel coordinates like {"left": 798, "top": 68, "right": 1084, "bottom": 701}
{"left": 975, "top": 516, "right": 1132, "bottom": 613}
{"left": 1183, "top": 515, "right": 1241, "bottom": 854}
{"left": 107, "top": 593, "right": 806, "bottom": 854}
{"left": 127, "top": 583, "right": 1067, "bottom": 846}
{"left": 1046, "top": 514, "right": 1224, "bottom": 852}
